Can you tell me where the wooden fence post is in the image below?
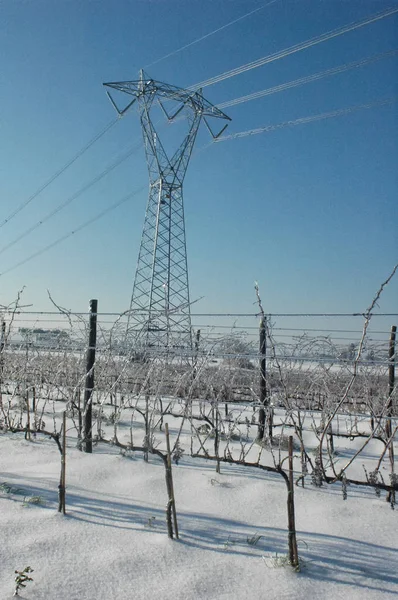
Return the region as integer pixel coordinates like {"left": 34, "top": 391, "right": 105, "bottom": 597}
{"left": 76, "top": 385, "right": 82, "bottom": 448}
{"left": 0, "top": 319, "right": 5, "bottom": 389}
{"left": 83, "top": 299, "right": 97, "bottom": 454}
{"left": 288, "top": 436, "right": 299, "bottom": 568}
{"left": 258, "top": 316, "right": 269, "bottom": 440}
{"left": 386, "top": 325, "right": 396, "bottom": 503}
{"left": 215, "top": 407, "right": 220, "bottom": 474}
{"left": 144, "top": 379, "right": 150, "bottom": 462}
{"left": 58, "top": 411, "right": 67, "bottom": 514}
{"left": 165, "top": 423, "right": 179, "bottom": 539}
{"left": 193, "top": 329, "right": 201, "bottom": 381}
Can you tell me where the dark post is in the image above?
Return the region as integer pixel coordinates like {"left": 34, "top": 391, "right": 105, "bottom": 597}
{"left": 0, "top": 321, "right": 5, "bottom": 422}
{"left": 195, "top": 329, "right": 201, "bottom": 353}
{"left": 76, "top": 386, "right": 82, "bottom": 448}
{"left": 0, "top": 320, "right": 5, "bottom": 387}
{"left": 31, "top": 386, "right": 36, "bottom": 414}
{"left": 258, "top": 316, "right": 267, "bottom": 440}
{"left": 165, "top": 423, "right": 179, "bottom": 539}
{"left": 58, "top": 411, "right": 67, "bottom": 514}
{"left": 386, "top": 325, "right": 396, "bottom": 503}
{"left": 327, "top": 423, "right": 334, "bottom": 455}
{"left": 215, "top": 407, "right": 220, "bottom": 474}
{"left": 31, "top": 386, "right": 37, "bottom": 438}
{"left": 144, "top": 379, "right": 150, "bottom": 462}
{"left": 193, "top": 328, "right": 201, "bottom": 380}
{"left": 83, "top": 299, "right": 97, "bottom": 454}
{"left": 388, "top": 325, "right": 396, "bottom": 406}
{"left": 0, "top": 319, "right": 5, "bottom": 349}
{"left": 25, "top": 389, "right": 31, "bottom": 441}
{"left": 288, "top": 436, "right": 299, "bottom": 568}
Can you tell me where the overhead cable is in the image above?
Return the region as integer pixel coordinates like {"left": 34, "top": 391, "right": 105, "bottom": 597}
{"left": 3, "top": 53, "right": 397, "bottom": 274}
{"left": 0, "top": 187, "right": 145, "bottom": 277}
{"left": 0, "top": 1, "right": 275, "bottom": 229}
{"left": 0, "top": 1, "right": 274, "bottom": 230}
{"left": 191, "top": 6, "right": 398, "bottom": 89}
{"left": 217, "top": 48, "right": 398, "bottom": 109}
{"left": 0, "top": 116, "right": 182, "bottom": 255}
{"left": 3, "top": 5, "right": 395, "bottom": 234}
{"left": 0, "top": 141, "right": 144, "bottom": 257}
{"left": 4, "top": 311, "right": 398, "bottom": 317}
{"left": 215, "top": 96, "right": 398, "bottom": 142}
{"left": 0, "top": 0, "right": 269, "bottom": 230}
{"left": 0, "top": 119, "right": 195, "bottom": 276}
{"left": 0, "top": 117, "right": 119, "bottom": 230}
{"left": 145, "top": 0, "right": 279, "bottom": 68}
{"left": 6, "top": 318, "right": 394, "bottom": 334}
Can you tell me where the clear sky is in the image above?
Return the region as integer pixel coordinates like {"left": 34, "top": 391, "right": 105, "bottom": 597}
{"left": 0, "top": 0, "right": 397, "bottom": 322}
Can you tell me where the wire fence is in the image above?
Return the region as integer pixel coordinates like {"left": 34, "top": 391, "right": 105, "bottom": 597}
{"left": 1, "top": 303, "right": 397, "bottom": 517}
{"left": 2, "top": 309, "right": 395, "bottom": 354}
{"left": 0, "top": 306, "right": 396, "bottom": 418}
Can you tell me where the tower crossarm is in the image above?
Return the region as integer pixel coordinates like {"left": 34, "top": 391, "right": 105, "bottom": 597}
{"left": 103, "top": 70, "right": 231, "bottom": 123}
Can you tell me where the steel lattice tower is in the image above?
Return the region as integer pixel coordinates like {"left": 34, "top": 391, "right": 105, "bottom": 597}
{"left": 104, "top": 71, "right": 230, "bottom": 353}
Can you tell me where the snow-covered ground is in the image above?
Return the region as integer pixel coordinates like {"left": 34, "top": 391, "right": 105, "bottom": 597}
{"left": 1, "top": 427, "right": 397, "bottom": 600}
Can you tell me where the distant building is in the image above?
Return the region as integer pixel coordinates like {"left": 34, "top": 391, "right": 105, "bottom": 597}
{"left": 18, "top": 328, "right": 70, "bottom": 347}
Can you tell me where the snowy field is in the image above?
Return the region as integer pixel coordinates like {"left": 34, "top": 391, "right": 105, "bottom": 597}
{"left": 1, "top": 414, "right": 397, "bottom": 600}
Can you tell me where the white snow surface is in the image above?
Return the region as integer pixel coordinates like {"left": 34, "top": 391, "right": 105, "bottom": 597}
{"left": 1, "top": 433, "right": 397, "bottom": 600}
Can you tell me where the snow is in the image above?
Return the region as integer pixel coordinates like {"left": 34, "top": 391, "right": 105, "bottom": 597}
{"left": 1, "top": 431, "right": 397, "bottom": 600}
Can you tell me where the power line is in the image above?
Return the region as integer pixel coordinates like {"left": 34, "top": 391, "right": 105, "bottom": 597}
{"left": 0, "top": 187, "right": 145, "bottom": 277}
{"left": 3, "top": 310, "right": 397, "bottom": 317}
{"left": 2, "top": 50, "right": 397, "bottom": 276}
{"left": 0, "top": 118, "right": 119, "bottom": 230}
{"left": 144, "top": 0, "right": 279, "bottom": 68}
{"left": 0, "top": 3, "right": 278, "bottom": 231}
{"left": 0, "top": 2, "right": 273, "bottom": 233}
{"left": 215, "top": 96, "right": 398, "bottom": 142}
{"left": 4, "top": 8, "right": 394, "bottom": 250}
{"left": 3, "top": 91, "right": 393, "bottom": 258}
{"left": 0, "top": 141, "right": 144, "bottom": 257}
{"left": 191, "top": 6, "right": 398, "bottom": 89}
{"left": 0, "top": 116, "right": 184, "bottom": 256}
{"left": 0, "top": 2, "right": 267, "bottom": 232}
{"left": 187, "top": 324, "right": 395, "bottom": 335}
{"left": 7, "top": 318, "right": 394, "bottom": 335}
{"left": 0, "top": 128, "right": 205, "bottom": 277}
{"left": 217, "top": 48, "right": 398, "bottom": 109}
{"left": 3, "top": 5, "right": 395, "bottom": 243}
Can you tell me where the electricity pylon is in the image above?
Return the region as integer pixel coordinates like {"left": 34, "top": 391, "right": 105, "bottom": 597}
{"left": 104, "top": 71, "right": 230, "bottom": 354}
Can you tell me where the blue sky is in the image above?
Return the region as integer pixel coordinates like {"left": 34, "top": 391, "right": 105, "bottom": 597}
{"left": 0, "top": 0, "right": 397, "bottom": 323}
